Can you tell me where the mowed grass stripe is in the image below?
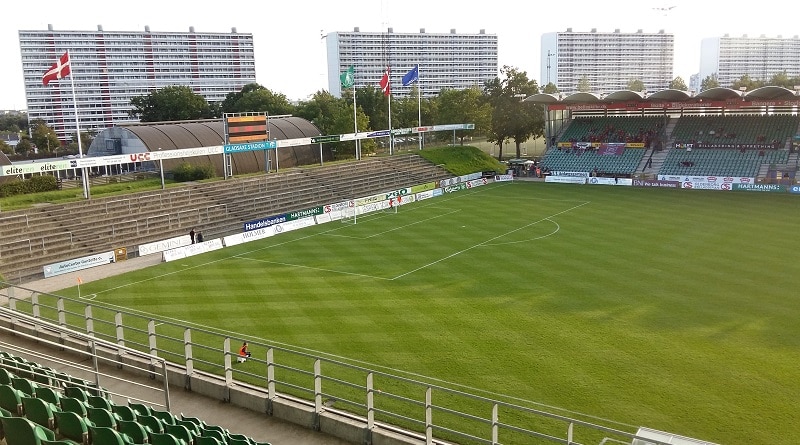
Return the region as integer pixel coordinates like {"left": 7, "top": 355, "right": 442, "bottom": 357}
{"left": 68, "top": 182, "right": 800, "bottom": 445}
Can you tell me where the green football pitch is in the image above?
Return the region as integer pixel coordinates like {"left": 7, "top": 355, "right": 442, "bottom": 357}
{"left": 66, "top": 181, "right": 800, "bottom": 444}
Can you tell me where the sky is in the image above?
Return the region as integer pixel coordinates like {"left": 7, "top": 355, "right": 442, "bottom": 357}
{"left": 2, "top": 0, "right": 798, "bottom": 110}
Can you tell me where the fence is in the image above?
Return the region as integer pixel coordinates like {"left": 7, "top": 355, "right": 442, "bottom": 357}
{"left": 0, "top": 282, "right": 680, "bottom": 445}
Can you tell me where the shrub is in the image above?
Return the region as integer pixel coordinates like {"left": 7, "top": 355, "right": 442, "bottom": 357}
{"left": 0, "top": 175, "right": 59, "bottom": 197}
{"left": 171, "top": 162, "right": 215, "bottom": 182}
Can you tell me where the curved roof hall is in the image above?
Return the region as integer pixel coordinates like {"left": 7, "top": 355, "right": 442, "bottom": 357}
{"left": 88, "top": 117, "right": 325, "bottom": 176}
{"left": 523, "top": 86, "right": 800, "bottom": 105}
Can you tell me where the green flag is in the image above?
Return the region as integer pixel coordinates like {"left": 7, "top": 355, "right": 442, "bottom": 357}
{"left": 340, "top": 65, "right": 355, "bottom": 89}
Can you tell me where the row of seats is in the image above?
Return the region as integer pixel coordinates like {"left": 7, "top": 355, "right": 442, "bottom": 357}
{"left": 658, "top": 148, "right": 789, "bottom": 177}
{"left": 671, "top": 114, "right": 800, "bottom": 148}
{"left": 0, "top": 351, "right": 270, "bottom": 445}
{"left": 539, "top": 147, "right": 646, "bottom": 175}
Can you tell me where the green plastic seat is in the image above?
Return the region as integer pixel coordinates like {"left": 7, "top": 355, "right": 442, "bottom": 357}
{"left": 34, "top": 387, "right": 61, "bottom": 408}
{"left": 179, "top": 413, "right": 205, "bottom": 430}
{"left": 59, "top": 397, "right": 88, "bottom": 417}
{"left": 63, "top": 387, "right": 89, "bottom": 403}
{"left": 149, "top": 432, "right": 184, "bottom": 445}
{"left": 118, "top": 419, "right": 150, "bottom": 445}
{"left": 86, "top": 396, "right": 113, "bottom": 411}
{"left": 86, "top": 407, "right": 118, "bottom": 429}
{"left": 174, "top": 419, "right": 201, "bottom": 436}
{"left": 0, "top": 368, "right": 14, "bottom": 385}
{"left": 53, "top": 410, "right": 89, "bottom": 445}
{"left": 42, "top": 440, "right": 83, "bottom": 445}
{"left": 164, "top": 423, "right": 195, "bottom": 444}
{"left": 200, "top": 429, "right": 227, "bottom": 444}
{"left": 194, "top": 436, "right": 223, "bottom": 445}
{"left": 136, "top": 414, "right": 164, "bottom": 434}
{"left": 89, "top": 426, "right": 127, "bottom": 445}
{"left": 110, "top": 405, "right": 137, "bottom": 422}
{"left": 21, "top": 396, "right": 56, "bottom": 430}
{"left": 11, "top": 377, "right": 38, "bottom": 397}
{"left": 127, "top": 401, "right": 151, "bottom": 418}
{"left": 150, "top": 409, "right": 176, "bottom": 426}
{"left": 227, "top": 437, "right": 251, "bottom": 445}
{"left": 0, "top": 384, "right": 25, "bottom": 416}
{"left": 1, "top": 415, "right": 56, "bottom": 445}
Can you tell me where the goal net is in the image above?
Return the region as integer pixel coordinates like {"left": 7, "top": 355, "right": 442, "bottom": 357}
{"left": 382, "top": 197, "right": 399, "bottom": 214}
{"left": 340, "top": 202, "right": 357, "bottom": 224}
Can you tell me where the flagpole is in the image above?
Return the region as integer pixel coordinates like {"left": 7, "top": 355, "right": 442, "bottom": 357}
{"left": 388, "top": 85, "right": 393, "bottom": 156}
{"left": 353, "top": 88, "right": 359, "bottom": 160}
{"left": 67, "top": 50, "right": 90, "bottom": 200}
{"left": 417, "top": 64, "right": 422, "bottom": 151}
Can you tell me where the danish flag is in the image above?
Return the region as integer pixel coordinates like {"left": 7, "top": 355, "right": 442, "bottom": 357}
{"left": 42, "top": 51, "right": 71, "bottom": 86}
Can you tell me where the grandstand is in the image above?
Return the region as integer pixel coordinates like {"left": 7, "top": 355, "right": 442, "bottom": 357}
{"left": 0, "top": 154, "right": 451, "bottom": 284}
{"left": 527, "top": 88, "right": 800, "bottom": 180}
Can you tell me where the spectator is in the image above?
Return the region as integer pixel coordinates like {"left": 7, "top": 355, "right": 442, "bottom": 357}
{"left": 189, "top": 228, "right": 196, "bottom": 244}
{"left": 196, "top": 231, "right": 204, "bottom": 243}
{"left": 237, "top": 342, "right": 252, "bottom": 363}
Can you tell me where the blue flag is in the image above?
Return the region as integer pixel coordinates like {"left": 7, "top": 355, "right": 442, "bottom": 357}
{"left": 402, "top": 65, "right": 419, "bottom": 86}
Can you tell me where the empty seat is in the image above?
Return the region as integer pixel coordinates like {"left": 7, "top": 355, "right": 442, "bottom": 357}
{"left": 86, "top": 396, "right": 113, "bottom": 411}
{"left": 63, "top": 387, "right": 89, "bottom": 403}
{"left": 118, "top": 419, "right": 150, "bottom": 445}
{"left": 53, "top": 410, "right": 90, "bottom": 445}
{"left": 150, "top": 410, "right": 176, "bottom": 426}
{"left": 34, "top": 387, "right": 61, "bottom": 408}
{"left": 59, "top": 397, "right": 89, "bottom": 417}
{"left": 88, "top": 426, "right": 128, "bottom": 445}
{"left": 149, "top": 432, "right": 185, "bottom": 445}
{"left": 110, "top": 405, "right": 137, "bottom": 422}
{"left": 1, "top": 415, "right": 57, "bottom": 445}
{"left": 194, "top": 436, "right": 224, "bottom": 445}
{"left": 21, "top": 396, "right": 56, "bottom": 430}
{"left": 0, "top": 384, "right": 25, "bottom": 416}
{"left": 127, "top": 401, "right": 152, "bottom": 418}
{"left": 136, "top": 414, "right": 164, "bottom": 435}
{"left": 86, "top": 407, "right": 118, "bottom": 429}
{"left": 164, "top": 423, "right": 195, "bottom": 444}
{"left": 11, "top": 377, "right": 38, "bottom": 397}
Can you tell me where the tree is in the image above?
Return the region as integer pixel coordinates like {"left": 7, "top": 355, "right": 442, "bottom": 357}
{"left": 577, "top": 75, "right": 591, "bottom": 93}
{"left": 483, "top": 66, "right": 543, "bottom": 159}
{"left": 220, "top": 83, "right": 295, "bottom": 115}
{"left": 15, "top": 136, "right": 33, "bottom": 156}
{"left": 669, "top": 76, "right": 688, "bottom": 91}
{"left": 700, "top": 74, "right": 719, "bottom": 92}
{"left": 295, "top": 90, "right": 372, "bottom": 159}
{"left": 0, "top": 112, "right": 28, "bottom": 133}
{"left": 627, "top": 79, "right": 645, "bottom": 92}
{"left": 0, "top": 140, "right": 11, "bottom": 155}
{"left": 730, "top": 74, "right": 763, "bottom": 91}
{"left": 434, "top": 88, "right": 490, "bottom": 146}
{"left": 129, "top": 86, "right": 214, "bottom": 122}
{"left": 767, "top": 72, "right": 792, "bottom": 89}
{"left": 542, "top": 82, "right": 559, "bottom": 94}
{"left": 30, "top": 120, "right": 61, "bottom": 153}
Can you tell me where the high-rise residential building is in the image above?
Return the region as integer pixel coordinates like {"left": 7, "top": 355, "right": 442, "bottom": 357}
{"left": 19, "top": 25, "right": 256, "bottom": 143}
{"left": 541, "top": 28, "right": 674, "bottom": 96}
{"left": 699, "top": 34, "right": 800, "bottom": 88}
{"left": 326, "top": 27, "right": 498, "bottom": 99}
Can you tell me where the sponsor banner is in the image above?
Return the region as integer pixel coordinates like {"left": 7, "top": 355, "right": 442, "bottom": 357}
{"left": 551, "top": 171, "right": 590, "bottom": 178}
{"left": 416, "top": 190, "right": 435, "bottom": 201}
{"left": 244, "top": 214, "right": 288, "bottom": 232}
{"left": 153, "top": 145, "right": 223, "bottom": 160}
{"left": 163, "top": 238, "right": 224, "bottom": 262}
{"left": 587, "top": 177, "right": 632, "bottom": 186}
{"left": 461, "top": 172, "right": 482, "bottom": 182}
{"left": 494, "top": 174, "right": 513, "bottom": 182}
{"left": 271, "top": 216, "right": 316, "bottom": 235}
{"left": 790, "top": 185, "right": 800, "bottom": 194}
{"left": 139, "top": 235, "right": 192, "bottom": 256}
{"left": 323, "top": 200, "right": 353, "bottom": 213}
{"left": 432, "top": 188, "right": 444, "bottom": 197}
{"left": 4, "top": 160, "right": 73, "bottom": 175}
{"left": 223, "top": 141, "right": 277, "bottom": 154}
{"left": 443, "top": 183, "right": 468, "bottom": 194}
{"left": 439, "top": 177, "right": 461, "bottom": 187}
{"left": 43, "top": 251, "right": 116, "bottom": 278}
{"left": 385, "top": 188, "right": 411, "bottom": 200}
{"left": 410, "top": 182, "right": 436, "bottom": 193}
{"left": 315, "top": 212, "right": 333, "bottom": 224}
{"left": 681, "top": 181, "right": 733, "bottom": 191}
{"left": 277, "top": 137, "right": 312, "bottom": 148}
{"left": 466, "top": 178, "right": 488, "bottom": 188}
{"left": 733, "top": 183, "right": 786, "bottom": 193}
{"left": 633, "top": 179, "right": 680, "bottom": 188}
{"left": 658, "top": 175, "right": 754, "bottom": 184}
{"left": 355, "top": 193, "right": 385, "bottom": 206}
{"left": 357, "top": 200, "right": 392, "bottom": 215}
{"left": 396, "top": 194, "right": 416, "bottom": 205}
{"left": 287, "top": 206, "right": 323, "bottom": 221}
{"left": 224, "top": 227, "right": 275, "bottom": 247}
{"left": 546, "top": 176, "right": 587, "bottom": 184}
{"left": 597, "top": 143, "right": 626, "bottom": 156}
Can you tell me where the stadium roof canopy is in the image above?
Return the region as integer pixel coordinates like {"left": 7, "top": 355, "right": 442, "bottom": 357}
{"left": 523, "top": 86, "right": 800, "bottom": 104}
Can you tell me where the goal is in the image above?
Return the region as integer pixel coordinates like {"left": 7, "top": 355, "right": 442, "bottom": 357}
{"left": 340, "top": 203, "right": 357, "bottom": 224}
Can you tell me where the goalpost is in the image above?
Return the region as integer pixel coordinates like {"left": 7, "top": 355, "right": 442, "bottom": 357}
{"left": 340, "top": 198, "right": 398, "bottom": 224}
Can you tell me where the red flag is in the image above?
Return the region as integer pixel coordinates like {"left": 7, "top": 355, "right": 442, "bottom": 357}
{"left": 42, "top": 51, "right": 71, "bottom": 86}
{"left": 379, "top": 67, "right": 390, "bottom": 97}
{"left": 77, "top": 277, "right": 82, "bottom": 284}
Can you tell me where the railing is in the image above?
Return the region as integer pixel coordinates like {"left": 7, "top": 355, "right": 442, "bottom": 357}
{"left": 0, "top": 282, "right": 682, "bottom": 445}
{"left": 0, "top": 305, "right": 170, "bottom": 412}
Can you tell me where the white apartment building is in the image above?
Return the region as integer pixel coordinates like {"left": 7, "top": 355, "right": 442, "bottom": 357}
{"left": 541, "top": 28, "right": 674, "bottom": 96}
{"left": 699, "top": 34, "right": 800, "bottom": 88}
{"left": 326, "top": 28, "right": 498, "bottom": 98}
{"left": 19, "top": 25, "right": 256, "bottom": 142}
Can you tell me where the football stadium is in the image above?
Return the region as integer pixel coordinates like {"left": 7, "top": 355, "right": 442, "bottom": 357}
{"left": 1, "top": 93, "right": 800, "bottom": 445}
